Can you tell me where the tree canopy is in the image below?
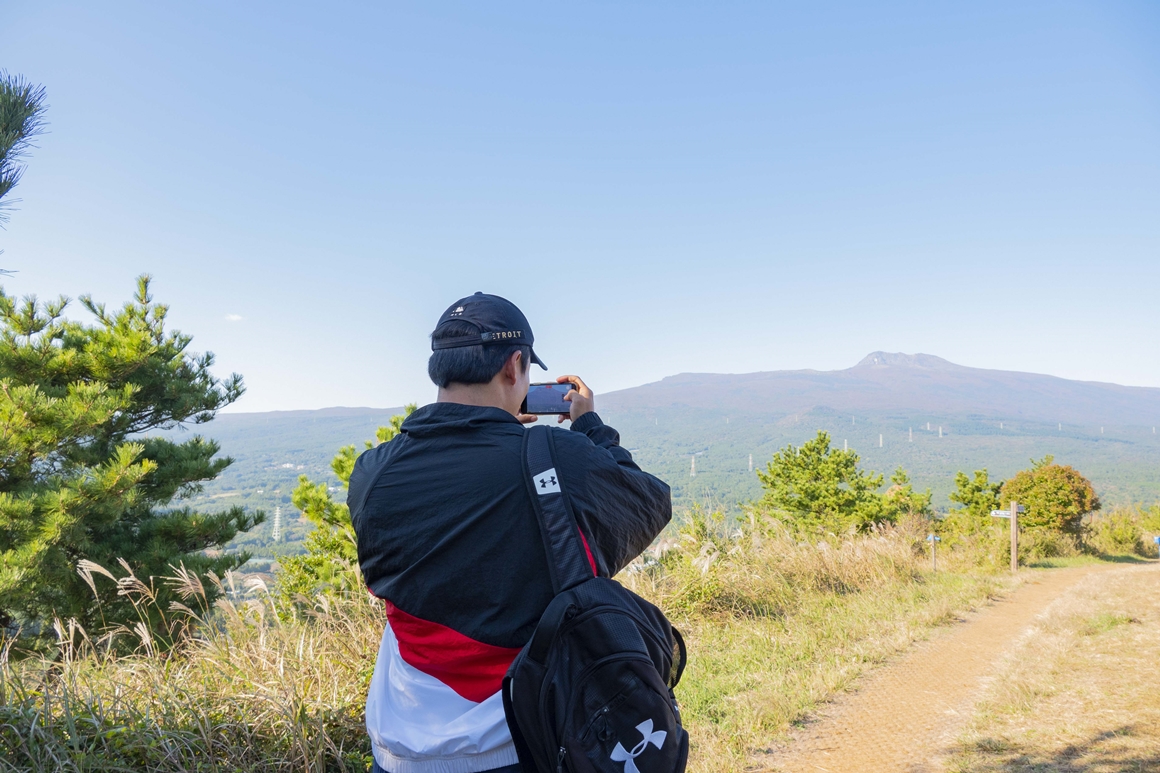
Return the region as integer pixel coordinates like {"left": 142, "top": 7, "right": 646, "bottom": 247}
{"left": 1000, "top": 455, "right": 1100, "bottom": 535}
{"left": 755, "top": 430, "right": 886, "bottom": 533}
{"left": 0, "top": 276, "right": 261, "bottom": 640}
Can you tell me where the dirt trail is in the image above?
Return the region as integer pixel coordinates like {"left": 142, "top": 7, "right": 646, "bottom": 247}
{"left": 763, "top": 564, "right": 1125, "bottom": 773}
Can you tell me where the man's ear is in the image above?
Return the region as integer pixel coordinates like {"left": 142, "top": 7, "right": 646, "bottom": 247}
{"left": 501, "top": 350, "right": 524, "bottom": 385}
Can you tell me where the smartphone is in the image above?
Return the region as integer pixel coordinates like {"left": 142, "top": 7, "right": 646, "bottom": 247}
{"left": 521, "top": 382, "right": 575, "bottom": 415}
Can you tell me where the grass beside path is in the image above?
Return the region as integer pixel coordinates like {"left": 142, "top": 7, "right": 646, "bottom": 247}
{"left": 622, "top": 518, "right": 1020, "bottom": 773}
{"left": 948, "top": 562, "right": 1160, "bottom": 773}
{"left": 678, "top": 571, "right": 1015, "bottom": 772}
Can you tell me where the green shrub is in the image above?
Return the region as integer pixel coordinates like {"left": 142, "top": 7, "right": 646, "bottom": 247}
{"left": 940, "top": 518, "right": 1081, "bottom": 568}
{"left": 1087, "top": 508, "right": 1148, "bottom": 557}
{"left": 999, "top": 456, "right": 1099, "bottom": 536}
{"left": 1018, "top": 528, "right": 1082, "bottom": 560}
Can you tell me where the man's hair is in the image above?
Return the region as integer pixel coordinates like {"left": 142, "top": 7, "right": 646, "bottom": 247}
{"left": 428, "top": 320, "right": 531, "bottom": 388}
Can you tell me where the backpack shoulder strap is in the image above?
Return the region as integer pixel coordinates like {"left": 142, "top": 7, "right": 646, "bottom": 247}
{"left": 523, "top": 425, "right": 593, "bottom": 594}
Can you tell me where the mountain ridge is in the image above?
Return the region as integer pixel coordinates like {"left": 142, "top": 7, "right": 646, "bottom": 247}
{"left": 600, "top": 351, "right": 1160, "bottom": 427}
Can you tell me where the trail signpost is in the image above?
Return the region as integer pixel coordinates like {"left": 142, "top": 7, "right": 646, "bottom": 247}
{"left": 926, "top": 534, "right": 941, "bottom": 571}
{"left": 991, "top": 502, "right": 1025, "bottom": 572}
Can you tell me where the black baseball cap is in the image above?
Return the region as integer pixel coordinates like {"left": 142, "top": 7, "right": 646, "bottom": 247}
{"left": 431, "top": 292, "right": 547, "bottom": 370}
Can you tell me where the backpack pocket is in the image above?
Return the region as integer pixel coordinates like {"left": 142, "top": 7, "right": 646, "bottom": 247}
{"left": 562, "top": 657, "right": 688, "bottom": 773}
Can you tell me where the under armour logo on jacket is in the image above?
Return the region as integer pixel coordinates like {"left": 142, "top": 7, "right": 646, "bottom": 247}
{"left": 610, "top": 719, "right": 667, "bottom": 773}
{"left": 535, "top": 468, "right": 560, "bottom": 495}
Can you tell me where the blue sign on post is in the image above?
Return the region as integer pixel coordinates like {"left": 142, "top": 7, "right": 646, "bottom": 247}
{"left": 1154, "top": 535, "right": 1160, "bottom": 559}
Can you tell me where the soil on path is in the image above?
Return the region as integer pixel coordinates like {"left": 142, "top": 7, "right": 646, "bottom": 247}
{"left": 761, "top": 563, "right": 1131, "bottom": 773}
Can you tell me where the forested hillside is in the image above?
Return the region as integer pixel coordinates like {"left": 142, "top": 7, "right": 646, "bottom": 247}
{"left": 599, "top": 352, "right": 1160, "bottom": 514}
{"left": 186, "top": 353, "right": 1160, "bottom": 564}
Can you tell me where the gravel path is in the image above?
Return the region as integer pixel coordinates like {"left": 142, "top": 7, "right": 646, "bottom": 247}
{"left": 762, "top": 564, "right": 1123, "bottom": 773}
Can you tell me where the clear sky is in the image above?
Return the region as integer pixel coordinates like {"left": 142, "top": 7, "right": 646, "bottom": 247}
{"left": 3, "top": 1, "right": 1158, "bottom": 412}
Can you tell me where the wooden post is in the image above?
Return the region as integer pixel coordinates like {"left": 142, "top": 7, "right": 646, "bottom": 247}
{"left": 930, "top": 537, "right": 937, "bottom": 571}
{"left": 1010, "top": 499, "right": 1019, "bottom": 572}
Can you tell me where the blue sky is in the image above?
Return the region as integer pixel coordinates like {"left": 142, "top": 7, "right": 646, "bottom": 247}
{"left": 3, "top": 1, "right": 1158, "bottom": 412}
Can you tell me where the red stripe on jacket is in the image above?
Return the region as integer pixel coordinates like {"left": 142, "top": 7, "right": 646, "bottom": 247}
{"left": 577, "top": 529, "right": 598, "bottom": 576}
{"left": 383, "top": 600, "right": 523, "bottom": 703}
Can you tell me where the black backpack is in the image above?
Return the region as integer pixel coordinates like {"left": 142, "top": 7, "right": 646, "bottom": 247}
{"left": 503, "top": 425, "right": 688, "bottom": 773}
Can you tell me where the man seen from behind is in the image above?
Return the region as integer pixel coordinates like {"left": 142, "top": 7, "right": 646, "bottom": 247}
{"left": 349, "top": 292, "right": 672, "bottom": 773}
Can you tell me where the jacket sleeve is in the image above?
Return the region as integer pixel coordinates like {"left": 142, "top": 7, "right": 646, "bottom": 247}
{"left": 556, "top": 412, "right": 672, "bottom": 577}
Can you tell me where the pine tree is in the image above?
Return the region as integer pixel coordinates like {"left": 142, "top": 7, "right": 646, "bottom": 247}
{"left": 882, "top": 467, "right": 933, "bottom": 520}
{"left": 755, "top": 431, "right": 885, "bottom": 534}
{"left": 945, "top": 469, "right": 1003, "bottom": 535}
{"left": 0, "top": 276, "right": 262, "bottom": 642}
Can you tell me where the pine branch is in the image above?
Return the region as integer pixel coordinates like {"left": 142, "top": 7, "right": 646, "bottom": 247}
{"left": 0, "top": 72, "right": 48, "bottom": 225}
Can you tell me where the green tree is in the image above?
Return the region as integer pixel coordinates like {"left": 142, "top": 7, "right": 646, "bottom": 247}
{"left": 945, "top": 469, "right": 1003, "bottom": 533}
{"left": 0, "top": 277, "right": 262, "bottom": 640}
{"left": 1000, "top": 455, "right": 1100, "bottom": 536}
{"left": 882, "top": 467, "right": 932, "bottom": 520}
{"left": 755, "top": 431, "right": 885, "bottom": 533}
{"left": 277, "top": 404, "right": 415, "bottom": 605}
{"left": 0, "top": 72, "right": 47, "bottom": 228}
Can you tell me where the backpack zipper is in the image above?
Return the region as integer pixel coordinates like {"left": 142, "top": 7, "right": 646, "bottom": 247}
{"left": 554, "top": 605, "right": 674, "bottom": 662}
{"left": 571, "top": 653, "right": 656, "bottom": 741}
{"left": 556, "top": 745, "right": 567, "bottom": 773}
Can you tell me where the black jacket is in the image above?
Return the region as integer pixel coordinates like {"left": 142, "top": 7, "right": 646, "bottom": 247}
{"left": 349, "top": 403, "right": 672, "bottom": 650}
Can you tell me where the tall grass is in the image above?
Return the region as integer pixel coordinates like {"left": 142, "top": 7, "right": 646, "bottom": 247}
{"left": 0, "top": 563, "right": 380, "bottom": 772}
{"left": 0, "top": 516, "right": 1016, "bottom": 772}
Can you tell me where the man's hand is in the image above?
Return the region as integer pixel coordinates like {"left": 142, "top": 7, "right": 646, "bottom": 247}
{"left": 556, "top": 375, "right": 595, "bottom": 424}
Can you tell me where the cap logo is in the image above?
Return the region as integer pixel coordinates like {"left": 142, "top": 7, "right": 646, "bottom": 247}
{"left": 480, "top": 330, "right": 524, "bottom": 341}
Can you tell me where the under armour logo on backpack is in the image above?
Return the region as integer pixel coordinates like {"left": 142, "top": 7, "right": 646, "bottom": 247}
{"left": 610, "top": 719, "right": 667, "bottom": 773}
{"left": 535, "top": 468, "right": 560, "bottom": 495}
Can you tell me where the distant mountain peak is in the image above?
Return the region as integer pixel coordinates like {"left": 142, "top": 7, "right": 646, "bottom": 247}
{"left": 855, "top": 352, "right": 958, "bottom": 370}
